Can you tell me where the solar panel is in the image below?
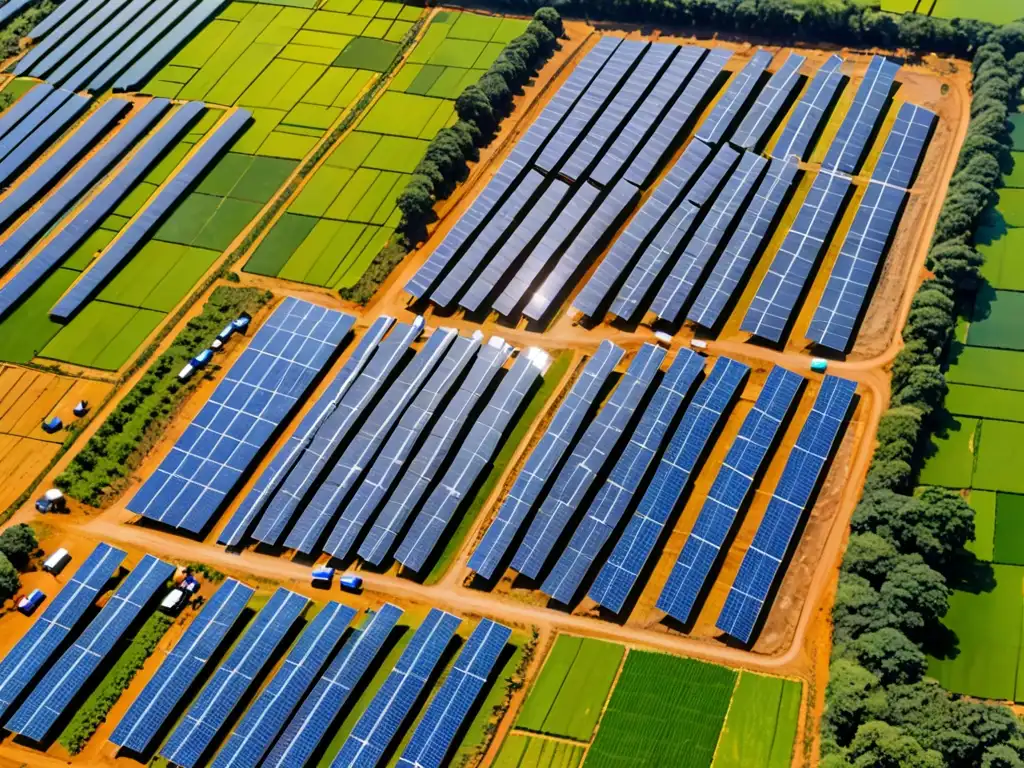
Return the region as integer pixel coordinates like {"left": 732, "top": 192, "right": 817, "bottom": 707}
{"left": 220, "top": 316, "right": 395, "bottom": 546}
{"left": 160, "top": 588, "right": 308, "bottom": 768}
{"left": 513, "top": 343, "right": 665, "bottom": 580}
{"left": 772, "top": 55, "right": 844, "bottom": 162}
{"left": 870, "top": 102, "right": 936, "bottom": 190}
{"left": 253, "top": 319, "right": 421, "bottom": 545}
{"left": 695, "top": 50, "right": 774, "bottom": 145}
{"left": 50, "top": 109, "right": 251, "bottom": 321}
{"left": 589, "top": 356, "right": 749, "bottom": 613}
{"left": 717, "top": 375, "right": 856, "bottom": 642}
{"left": 740, "top": 168, "right": 852, "bottom": 342}
{"left": 0, "top": 85, "right": 54, "bottom": 147}
{"left": 806, "top": 181, "right": 907, "bottom": 352}
{"left": 15, "top": 0, "right": 105, "bottom": 76}
{"left": 25, "top": 0, "right": 135, "bottom": 80}
{"left": 0, "top": 543, "right": 124, "bottom": 721}
{"left": 28, "top": 0, "right": 90, "bottom": 38}
{"left": 0, "top": 88, "right": 76, "bottom": 165}
{"left": 822, "top": 55, "right": 900, "bottom": 174}
{"left": 330, "top": 609, "right": 462, "bottom": 768}
{"left": 541, "top": 349, "right": 704, "bottom": 604}
{"left": 731, "top": 52, "right": 805, "bottom": 150}
{"left": 0, "top": 93, "right": 90, "bottom": 187}
{"left": 397, "top": 619, "right": 512, "bottom": 768}
{"left": 468, "top": 341, "right": 623, "bottom": 580}
{"left": 212, "top": 601, "right": 356, "bottom": 768}
{"left": 685, "top": 143, "right": 741, "bottom": 207}
{"left": 652, "top": 151, "right": 768, "bottom": 323}
{"left": 8, "top": 555, "right": 174, "bottom": 742}
{"left": 624, "top": 48, "right": 732, "bottom": 187}
{"left": 360, "top": 342, "right": 512, "bottom": 566}
{"left": 396, "top": 352, "right": 544, "bottom": 573}
{"left": 110, "top": 579, "right": 254, "bottom": 754}
{"left": 688, "top": 157, "right": 799, "bottom": 329}
{"left": 128, "top": 299, "right": 353, "bottom": 533}
{"left": 0, "top": 0, "right": 45, "bottom": 26}
{"left": 656, "top": 366, "right": 803, "bottom": 624}
{"left": 264, "top": 604, "right": 403, "bottom": 768}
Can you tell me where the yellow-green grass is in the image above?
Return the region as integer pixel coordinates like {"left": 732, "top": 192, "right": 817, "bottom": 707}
{"left": 967, "top": 489, "right": 996, "bottom": 562}
{"left": 711, "top": 673, "right": 800, "bottom": 768}
{"left": 995, "top": 189, "right": 1024, "bottom": 228}
{"left": 880, "top": 0, "right": 920, "bottom": 12}
{"left": 946, "top": 347, "right": 1024, "bottom": 391}
{"left": 0, "top": 268, "right": 77, "bottom": 363}
{"left": 332, "top": 36, "right": 402, "bottom": 70}
{"left": 245, "top": 212, "right": 319, "bottom": 276}
{"left": 196, "top": 152, "right": 297, "bottom": 203}
{"left": 993, "top": 493, "right": 1024, "bottom": 566}
{"left": 966, "top": 288, "right": 1024, "bottom": 351}
{"left": 930, "top": 0, "right": 1023, "bottom": 24}
{"left": 357, "top": 91, "right": 452, "bottom": 138}
{"left": 974, "top": 420, "right": 1024, "bottom": 494}
{"left": 945, "top": 385, "right": 1024, "bottom": 423}
{"left": 40, "top": 302, "right": 165, "bottom": 371}
{"left": 98, "top": 242, "right": 220, "bottom": 313}
{"left": 978, "top": 228, "right": 1024, "bottom": 292}
{"left": 1005, "top": 153, "right": 1024, "bottom": 188}
{"left": 156, "top": 193, "right": 264, "bottom": 251}
{"left": 917, "top": 414, "right": 977, "bottom": 489}
{"left": 495, "top": 735, "right": 585, "bottom": 768}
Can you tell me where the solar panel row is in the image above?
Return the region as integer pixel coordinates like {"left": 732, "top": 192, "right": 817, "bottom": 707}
{"left": 0, "top": 92, "right": 90, "bottom": 188}
{"left": 870, "top": 101, "right": 936, "bottom": 190}
{"left": 28, "top": 0, "right": 89, "bottom": 38}
{"left": 695, "top": 50, "right": 774, "bottom": 145}
{"left": 717, "top": 375, "right": 856, "bottom": 642}
{"left": 27, "top": 0, "right": 134, "bottom": 81}
{"left": 590, "top": 356, "right": 749, "bottom": 613}
{"left": 0, "top": 0, "right": 38, "bottom": 26}
{"left": 0, "top": 88, "right": 77, "bottom": 166}
{"left": 541, "top": 348, "right": 705, "bottom": 604}
{"left": 0, "top": 85, "right": 53, "bottom": 147}
{"left": 15, "top": 0, "right": 92, "bottom": 75}
{"left": 656, "top": 365, "right": 803, "bottom": 624}
{"left": 771, "top": 55, "right": 844, "bottom": 162}
{"left": 686, "top": 143, "right": 741, "bottom": 207}
{"left": 822, "top": 55, "right": 900, "bottom": 174}
{"left": 731, "top": 52, "right": 806, "bottom": 151}
{"left": 513, "top": 343, "right": 666, "bottom": 580}
{"left": 468, "top": 341, "right": 623, "bottom": 580}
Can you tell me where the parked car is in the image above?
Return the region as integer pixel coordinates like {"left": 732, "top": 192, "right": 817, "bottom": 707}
{"left": 312, "top": 566, "right": 335, "bottom": 588}
{"left": 35, "top": 489, "right": 67, "bottom": 514}
{"left": 41, "top": 416, "right": 62, "bottom": 434}
{"left": 811, "top": 358, "right": 829, "bottom": 373}
{"left": 72, "top": 400, "right": 88, "bottom": 417}
{"left": 339, "top": 574, "right": 363, "bottom": 592}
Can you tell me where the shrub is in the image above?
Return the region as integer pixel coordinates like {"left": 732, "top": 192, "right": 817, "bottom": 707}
{"left": 0, "top": 524, "right": 36, "bottom": 570}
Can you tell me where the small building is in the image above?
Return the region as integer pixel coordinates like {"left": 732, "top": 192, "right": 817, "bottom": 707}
{"left": 43, "top": 548, "right": 71, "bottom": 574}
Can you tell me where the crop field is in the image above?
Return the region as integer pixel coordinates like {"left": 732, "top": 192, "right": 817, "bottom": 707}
{"left": 711, "top": 672, "right": 801, "bottom": 768}
{"left": 494, "top": 734, "right": 585, "bottom": 768}
{"left": 880, "top": 0, "right": 1018, "bottom": 23}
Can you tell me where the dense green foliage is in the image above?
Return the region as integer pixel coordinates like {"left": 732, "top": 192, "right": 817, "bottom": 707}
{"left": 0, "top": 553, "right": 19, "bottom": 602}
{"left": 0, "top": 0, "right": 55, "bottom": 60}
{"left": 56, "top": 287, "right": 270, "bottom": 506}
{"left": 0, "top": 524, "right": 37, "bottom": 570}
{"left": 186, "top": 562, "right": 225, "bottom": 583}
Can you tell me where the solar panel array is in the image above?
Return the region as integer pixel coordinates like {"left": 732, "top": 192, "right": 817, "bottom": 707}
{"left": 731, "top": 52, "right": 806, "bottom": 150}
{"left": 161, "top": 588, "right": 308, "bottom": 768}
{"left": 331, "top": 609, "right": 462, "bottom": 768}
{"left": 128, "top": 299, "right": 353, "bottom": 533}
{"left": 822, "top": 55, "right": 900, "bottom": 174}
{"left": 656, "top": 366, "right": 803, "bottom": 624}
{"left": 0, "top": 92, "right": 89, "bottom": 188}
{"left": 772, "top": 55, "right": 844, "bottom": 162}
{"left": 0, "top": 542, "right": 124, "bottom": 721}
{"left": 397, "top": 619, "right": 512, "bottom": 768}
{"left": 695, "top": 50, "right": 774, "bottom": 145}
{"left": 686, "top": 144, "right": 741, "bottom": 207}
{"left": 870, "top": 102, "right": 936, "bottom": 190}
{"left": 469, "top": 341, "right": 623, "bottom": 580}
{"left": 717, "top": 375, "right": 856, "bottom": 642}
{"left": 513, "top": 344, "right": 665, "bottom": 580}
{"left": 741, "top": 168, "right": 852, "bottom": 342}
{"left": 264, "top": 604, "right": 403, "bottom": 768}
{"left": 590, "top": 357, "right": 749, "bottom": 613}
{"left": 541, "top": 349, "right": 705, "bottom": 604}
{"left": 111, "top": 578, "right": 254, "bottom": 754}
{"left": 9, "top": 555, "right": 174, "bottom": 742}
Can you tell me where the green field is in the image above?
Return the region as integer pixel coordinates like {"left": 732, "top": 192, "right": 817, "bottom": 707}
{"left": 994, "top": 493, "right": 1024, "bottom": 566}
{"left": 711, "top": 673, "right": 801, "bottom": 768}
{"left": 978, "top": 228, "right": 1024, "bottom": 292}
{"left": 973, "top": 420, "right": 1024, "bottom": 493}
{"left": 1011, "top": 115, "right": 1024, "bottom": 153}
{"left": 967, "top": 288, "right": 1024, "bottom": 350}
{"left": 968, "top": 490, "right": 997, "bottom": 562}
{"left": 945, "top": 347, "right": 1024, "bottom": 390}
{"left": 996, "top": 189, "right": 1024, "bottom": 228}
{"left": 930, "top": 0, "right": 1024, "bottom": 24}
{"left": 944, "top": 384, "right": 1024, "bottom": 422}
{"left": 494, "top": 734, "right": 585, "bottom": 768}
{"left": 917, "top": 415, "right": 977, "bottom": 488}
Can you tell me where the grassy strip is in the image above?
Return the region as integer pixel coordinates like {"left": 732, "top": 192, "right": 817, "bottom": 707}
{"left": 186, "top": 562, "right": 226, "bottom": 583}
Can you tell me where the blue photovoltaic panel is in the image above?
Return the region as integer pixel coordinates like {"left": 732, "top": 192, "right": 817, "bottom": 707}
{"left": 160, "top": 588, "right": 308, "bottom": 768}
{"left": 404, "top": 37, "right": 622, "bottom": 300}
{"left": 331, "top": 609, "right": 461, "bottom": 768}
{"left": 254, "top": 320, "right": 421, "bottom": 546}
{"left": 688, "top": 157, "right": 799, "bottom": 329}
{"left": 27, "top": 0, "right": 90, "bottom": 38}
{"left": 590, "top": 46, "right": 706, "bottom": 188}
{"left": 8, "top": 555, "right": 174, "bottom": 742}
{"left": 296, "top": 329, "right": 458, "bottom": 557}
{"left": 656, "top": 366, "right": 803, "bottom": 624}
{"left": 731, "top": 52, "right": 806, "bottom": 150}
{"left": 624, "top": 48, "right": 731, "bottom": 187}
{"left": 360, "top": 343, "right": 512, "bottom": 566}
{"left": 264, "top": 604, "right": 402, "bottom": 768}
{"left": 772, "top": 55, "right": 844, "bottom": 162}
{"left": 219, "top": 316, "right": 395, "bottom": 546}
{"left": 110, "top": 579, "right": 254, "bottom": 753}
{"left": 870, "top": 102, "right": 936, "bottom": 190}
{"left": 15, "top": 0, "right": 103, "bottom": 75}
{"left": 652, "top": 151, "right": 768, "bottom": 322}
{"left": 212, "top": 601, "right": 356, "bottom": 768}
{"left": 513, "top": 344, "right": 665, "bottom": 580}
{"left": 686, "top": 143, "right": 741, "bottom": 207}
{"left": 397, "top": 619, "right": 511, "bottom": 768}
{"left": 469, "top": 341, "right": 623, "bottom": 580}
{"left": 128, "top": 299, "right": 353, "bottom": 532}
{"left": 0, "top": 93, "right": 90, "bottom": 187}
{"left": 396, "top": 353, "right": 544, "bottom": 573}
{"left": 26, "top": 0, "right": 135, "bottom": 80}
{"left": 0, "top": 88, "right": 75, "bottom": 164}
{"left": 0, "top": 0, "right": 40, "bottom": 26}
{"left": 806, "top": 181, "right": 907, "bottom": 352}
{"left": 717, "top": 375, "right": 856, "bottom": 642}
{"left": 50, "top": 109, "right": 251, "bottom": 321}
{"left": 822, "top": 55, "right": 900, "bottom": 174}
{"left": 0, "top": 85, "right": 54, "bottom": 146}
{"left": 0, "top": 543, "right": 124, "bottom": 721}
{"left": 695, "top": 50, "right": 774, "bottom": 145}
{"left": 741, "top": 168, "right": 852, "bottom": 343}
{"left": 590, "top": 357, "right": 749, "bottom": 614}
{"left": 541, "top": 349, "right": 704, "bottom": 604}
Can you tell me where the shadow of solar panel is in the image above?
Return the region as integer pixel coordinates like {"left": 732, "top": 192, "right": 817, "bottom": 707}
{"left": 870, "top": 102, "right": 936, "bottom": 190}
{"left": 8, "top": 554, "right": 174, "bottom": 743}
{"left": 128, "top": 299, "right": 354, "bottom": 533}
{"left": 365, "top": 342, "right": 512, "bottom": 567}
{"left": 822, "top": 55, "right": 900, "bottom": 174}
{"left": 397, "top": 353, "right": 543, "bottom": 573}
{"left": 695, "top": 50, "right": 774, "bottom": 145}
{"left": 110, "top": 578, "right": 254, "bottom": 754}
{"left": 513, "top": 343, "right": 665, "bottom": 580}
{"left": 0, "top": 88, "right": 76, "bottom": 164}
{"left": 26, "top": 0, "right": 134, "bottom": 80}
{"left": 397, "top": 619, "right": 511, "bottom": 768}
{"left": 740, "top": 168, "right": 852, "bottom": 343}
{"left": 160, "top": 588, "right": 308, "bottom": 768}
{"left": 656, "top": 365, "right": 803, "bottom": 624}
{"left": 469, "top": 341, "right": 623, "bottom": 580}
{"left": 731, "top": 52, "right": 805, "bottom": 151}
{"left": 331, "top": 609, "right": 462, "bottom": 768}
{"left": 541, "top": 348, "right": 704, "bottom": 604}
{"left": 716, "top": 375, "right": 856, "bottom": 643}
{"left": 0, "top": 542, "right": 124, "bottom": 721}
{"left": 771, "top": 55, "right": 844, "bottom": 162}
{"left": 590, "top": 356, "right": 749, "bottom": 614}
{"left": 264, "top": 604, "right": 403, "bottom": 768}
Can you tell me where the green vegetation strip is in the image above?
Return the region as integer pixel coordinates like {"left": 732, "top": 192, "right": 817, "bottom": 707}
{"left": 712, "top": 673, "right": 800, "bottom": 768}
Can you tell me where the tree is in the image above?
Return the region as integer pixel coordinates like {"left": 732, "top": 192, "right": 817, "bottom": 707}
{"left": 878, "top": 555, "right": 949, "bottom": 633}
{"left": 891, "top": 364, "right": 945, "bottom": 415}
{"left": 850, "top": 628, "right": 927, "bottom": 686}
{"left": 0, "top": 524, "right": 36, "bottom": 569}
{"left": 455, "top": 84, "right": 493, "bottom": 129}
{"left": 842, "top": 533, "right": 898, "bottom": 585}
{"left": 832, "top": 574, "right": 890, "bottom": 644}
{"left": 847, "top": 721, "right": 944, "bottom": 768}
{"left": 534, "top": 6, "right": 563, "bottom": 37}
{"left": 823, "top": 659, "right": 888, "bottom": 746}
{"left": 0, "top": 553, "right": 19, "bottom": 602}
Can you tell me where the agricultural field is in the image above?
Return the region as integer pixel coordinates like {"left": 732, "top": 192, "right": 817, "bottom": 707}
{"left": 879, "top": 0, "right": 1018, "bottom": 23}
